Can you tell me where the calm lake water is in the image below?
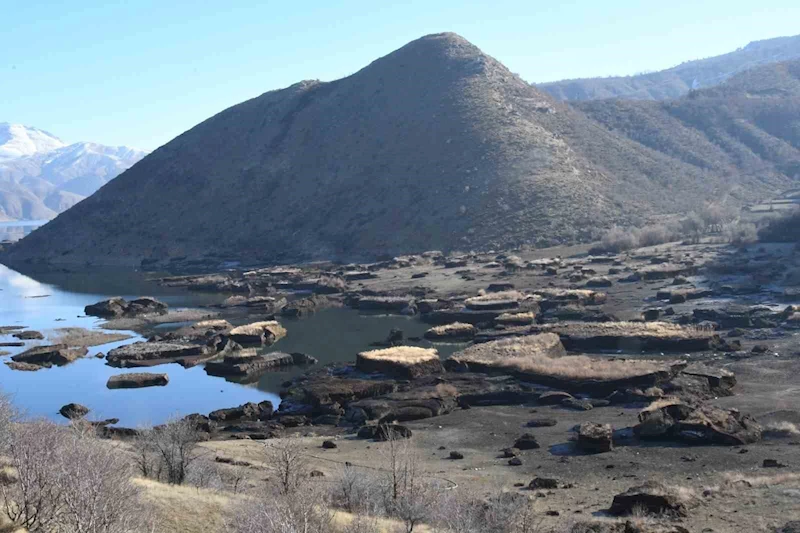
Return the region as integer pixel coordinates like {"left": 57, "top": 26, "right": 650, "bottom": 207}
{"left": 0, "top": 260, "right": 460, "bottom": 426}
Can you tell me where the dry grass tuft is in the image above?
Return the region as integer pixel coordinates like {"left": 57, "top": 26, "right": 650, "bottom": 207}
{"left": 134, "top": 477, "right": 237, "bottom": 533}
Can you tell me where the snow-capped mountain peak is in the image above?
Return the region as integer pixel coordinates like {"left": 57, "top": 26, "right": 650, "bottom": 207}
{"left": 0, "top": 124, "right": 149, "bottom": 221}
{"left": 0, "top": 123, "right": 65, "bottom": 162}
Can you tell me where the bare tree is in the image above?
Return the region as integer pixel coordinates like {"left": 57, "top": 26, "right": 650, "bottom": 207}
{"left": 378, "top": 428, "right": 434, "bottom": 533}
{"left": 135, "top": 417, "right": 204, "bottom": 485}
{"left": 264, "top": 438, "right": 308, "bottom": 495}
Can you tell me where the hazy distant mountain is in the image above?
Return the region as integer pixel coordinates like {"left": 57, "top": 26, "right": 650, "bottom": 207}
{"left": 6, "top": 33, "right": 796, "bottom": 268}
{"left": 539, "top": 34, "right": 800, "bottom": 101}
{"left": 0, "top": 124, "right": 147, "bottom": 221}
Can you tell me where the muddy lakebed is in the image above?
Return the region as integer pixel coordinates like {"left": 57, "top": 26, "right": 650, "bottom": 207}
{"left": 0, "top": 263, "right": 464, "bottom": 425}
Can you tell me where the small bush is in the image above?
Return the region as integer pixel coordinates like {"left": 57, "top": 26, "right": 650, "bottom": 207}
{"left": 597, "top": 226, "right": 639, "bottom": 253}
{"left": 724, "top": 221, "right": 758, "bottom": 245}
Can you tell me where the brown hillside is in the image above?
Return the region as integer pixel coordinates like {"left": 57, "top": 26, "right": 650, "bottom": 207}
{"left": 3, "top": 34, "right": 796, "bottom": 268}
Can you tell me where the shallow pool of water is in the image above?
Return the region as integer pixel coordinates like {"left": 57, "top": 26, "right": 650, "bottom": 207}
{"left": 0, "top": 264, "right": 464, "bottom": 425}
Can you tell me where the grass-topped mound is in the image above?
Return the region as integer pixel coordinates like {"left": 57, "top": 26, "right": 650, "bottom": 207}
{"left": 446, "top": 334, "right": 684, "bottom": 394}
{"left": 529, "top": 321, "right": 715, "bottom": 352}
{"left": 357, "top": 346, "right": 443, "bottom": 379}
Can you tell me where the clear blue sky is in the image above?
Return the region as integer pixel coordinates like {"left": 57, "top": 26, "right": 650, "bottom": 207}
{"left": 2, "top": 0, "right": 799, "bottom": 150}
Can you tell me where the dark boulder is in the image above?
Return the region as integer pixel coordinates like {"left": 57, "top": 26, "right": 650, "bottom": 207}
{"left": 59, "top": 403, "right": 89, "bottom": 420}
{"left": 529, "top": 477, "right": 559, "bottom": 489}
{"left": 513, "top": 433, "right": 540, "bottom": 450}
{"left": 635, "top": 401, "right": 761, "bottom": 445}
{"left": 577, "top": 422, "right": 613, "bottom": 453}
{"left": 609, "top": 482, "right": 690, "bottom": 516}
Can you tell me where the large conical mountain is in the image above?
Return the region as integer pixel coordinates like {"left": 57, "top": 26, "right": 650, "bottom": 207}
{"left": 4, "top": 33, "right": 794, "bottom": 267}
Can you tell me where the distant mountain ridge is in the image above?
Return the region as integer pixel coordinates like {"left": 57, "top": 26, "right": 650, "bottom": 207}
{"left": 0, "top": 124, "right": 147, "bottom": 221}
{"left": 539, "top": 34, "right": 800, "bottom": 101}
{"left": 4, "top": 33, "right": 797, "bottom": 268}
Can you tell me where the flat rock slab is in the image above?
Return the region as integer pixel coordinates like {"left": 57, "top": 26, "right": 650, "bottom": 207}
{"left": 528, "top": 321, "right": 714, "bottom": 352}
{"left": 577, "top": 422, "right": 613, "bottom": 453}
{"left": 464, "top": 291, "right": 529, "bottom": 311}
{"left": 205, "top": 351, "right": 295, "bottom": 379}
{"left": 107, "top": 372, "right": 169, "bottom": 389}
{"left": 357, "top": 346, "right": 443, "bottom": 379}
{"left": 531, "top": 288, "right": 607, "bottom": 309}
{"left": 11, "top": 344, "right": 88, "bottom": 367}
{"left": 447, "top": 334, "right": 684, "bottom": 395}
{"left": 106, "top": 342, "right": 208, "bottom": 367}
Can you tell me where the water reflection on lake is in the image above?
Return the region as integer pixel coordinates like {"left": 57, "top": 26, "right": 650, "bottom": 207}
{"left": 0, "top": 263, "right": 463, "bottom": 426}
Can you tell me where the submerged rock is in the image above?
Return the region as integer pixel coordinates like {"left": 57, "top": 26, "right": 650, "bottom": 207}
{"left": 11, "top": 344, "right": 88, "bottom": 367}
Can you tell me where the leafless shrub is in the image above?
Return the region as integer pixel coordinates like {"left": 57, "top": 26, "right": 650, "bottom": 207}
{"left": 135, "top": 417, "right": 204, "bottom": 485}
{"left": 332, "top": 464, "right": 380, "bottom": 515}
{"left": 0, "top": 391, "right": 17, "bottom": 454}
{"left": 637, "top": 224, "right": 675, "bottom": 247}
{"left": 229, "top": 483, "right": 332, "bottom": 533}
{"left": 264, "top": 438, "right": 308, "bottom": 495}
{"left": 1, "top": 419, "right": 146, "bottom": 533}
{"left": 436, "top": 489, "right": 542, "bottom": 533}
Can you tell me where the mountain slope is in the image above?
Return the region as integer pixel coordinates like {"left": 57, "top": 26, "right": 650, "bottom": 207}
{"left": 5, "top": 33, "right": 796, "bottom": 268}
{"left": 0, "top": 123, "right": 65, "bottom": 161}
{"left": 0, "top": 134, "right": 147, "bottom": 221}
{"left": 575, "top": 59, "right": 800, "bottom": 182}
{"left": 539, "top": 34, "right": 800, "bottom": 101}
